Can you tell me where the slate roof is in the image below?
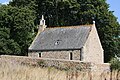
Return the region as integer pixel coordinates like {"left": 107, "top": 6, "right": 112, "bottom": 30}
{"left": 29, "top": 25, "right": 92, "bottom": 51}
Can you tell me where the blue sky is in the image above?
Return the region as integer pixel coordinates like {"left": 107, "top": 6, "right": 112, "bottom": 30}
{"left": 0, "top": 0, "right": 9, "bottom": 4}
{"left": 0, "top": 0, "right": 120, "bottom": 23}
{"left": 106, "top": 0, "right": 120, "bottom": 23}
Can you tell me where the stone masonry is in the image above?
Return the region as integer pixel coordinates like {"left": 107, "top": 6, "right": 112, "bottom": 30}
{"left": 29, "top": 50, "right": 81, "bottom": 60}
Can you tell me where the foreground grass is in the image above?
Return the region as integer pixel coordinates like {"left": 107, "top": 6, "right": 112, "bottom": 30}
{"left": 0, "top": 58, "right": 120, "bottom": 80}
{"left": 0, "top": 59, "right": 66, "bottom": 80}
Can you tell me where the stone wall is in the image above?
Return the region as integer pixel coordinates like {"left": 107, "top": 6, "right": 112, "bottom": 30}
{"left": 83, "top": 24, "right": 104, "bottom": 63}
{"left": 28, "top": 52, "right": 39, "bottom": 57}
{"left": 42, "top": 51, "right": 70, "bottom": 60}
{"left": 28, "top": 50, "right": 81, "bottom": 61}
{"left": 1, "top": 55, "right": 91, "bottom": 71}
{"left": 0, "top": 55, "right": 110, "bottom": 72}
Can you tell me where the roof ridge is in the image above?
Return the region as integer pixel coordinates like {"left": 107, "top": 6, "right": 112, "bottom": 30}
{"left": 46, "top": 24, "right": 93, "bottom": 29}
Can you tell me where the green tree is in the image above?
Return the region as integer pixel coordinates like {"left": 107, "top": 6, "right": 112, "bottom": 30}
{"left": 0, "top": 5, "right": 36, "bottom": 55}
{"left": 110, "top": 58, "right": 120, "bottom": 71}
{"left": 9, "top": 0, "right": 37, "bottom": 10}
{"left": 0, "top": 28, "right": 21, "bottom": 55}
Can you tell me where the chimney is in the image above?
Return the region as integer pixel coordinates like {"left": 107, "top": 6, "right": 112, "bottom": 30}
{"left": 38, "top": 15, "right": 47, "bottom": 32}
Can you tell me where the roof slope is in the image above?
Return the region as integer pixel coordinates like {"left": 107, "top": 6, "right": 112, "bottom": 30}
{"left": 29, "top": 25, "right": 92, "bottom": 51}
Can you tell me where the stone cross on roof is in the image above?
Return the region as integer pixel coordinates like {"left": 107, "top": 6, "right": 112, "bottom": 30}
{"left": 40, "top": 15, "right": 45, "bottom": 26}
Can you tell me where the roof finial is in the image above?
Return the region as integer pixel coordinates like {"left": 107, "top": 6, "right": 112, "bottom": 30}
{"left": 93, "top": 21, "right": 95, "bottom": 24}
{"left": 42, "top": 15, "right": 44, "bottom": 20}
{"left": 40, "top": 15, "right": 45, "bottom": 26}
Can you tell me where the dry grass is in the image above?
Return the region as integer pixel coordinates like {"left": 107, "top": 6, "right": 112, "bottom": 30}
{"left": 0, "top": 59, "right": 66, "bottom": 80}
{"left": 0, "top": 58, "right": 120, "bottom": 80}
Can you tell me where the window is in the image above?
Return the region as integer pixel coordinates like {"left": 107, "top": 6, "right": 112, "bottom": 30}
{"left": 70, "top": 52, "right": 72, "bottom": 60}
{"left": 55, "top": 40, "right": 61, "bottom": 45}
{"left": 39, "top": 53, "right": 41, "bottom": 57}
{"left": 80, "top": 48, "right": 83, "bottom": 61}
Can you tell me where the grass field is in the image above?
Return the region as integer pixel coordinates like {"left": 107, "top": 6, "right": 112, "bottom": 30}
{"left": 0, "top": 58, "right": 120, "bottom": 80}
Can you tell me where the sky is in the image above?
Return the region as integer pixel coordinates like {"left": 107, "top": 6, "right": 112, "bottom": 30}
{"left": 106, "top": 0, "right": 120, "bottom": 23}
{"left": 0, "top": 0, "right": 9, "bottom": 4}
{"left": 0, "top": 0, "right": 120, "bottom": 23}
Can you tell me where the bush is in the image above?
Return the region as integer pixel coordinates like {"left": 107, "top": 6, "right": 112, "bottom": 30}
{"left": 110, "top": 58, "right": 120, "bottom": 71}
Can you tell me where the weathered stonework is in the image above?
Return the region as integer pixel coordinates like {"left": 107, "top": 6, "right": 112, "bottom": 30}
{"left": 42, "top": 51, "right": 70, "bottom": 60}
{"left": 83, "top": 24, "right": 103, "bottom": 63}
{"left": 28, "top": 50, "right": 81, "bottom": 61}
{"left": 1, "top": 55, "right": 110, "bottom": 72}
{"left": 28, "top": 52, "right": 39, "bottom": 58}
{"left": 72, "top": 50, "right": 81, "bottom": 60}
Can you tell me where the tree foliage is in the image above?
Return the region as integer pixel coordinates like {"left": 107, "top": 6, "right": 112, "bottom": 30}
{"left": 0, "top": 27, "right": 21, "bottom": 55}
{"left": 110, "top": 58, "right": 120, "bottom": 71}
{"left": 0, "top": 5, "right": 36, "bottom": 55}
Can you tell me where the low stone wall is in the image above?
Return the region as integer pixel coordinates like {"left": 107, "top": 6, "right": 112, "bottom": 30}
{"left": 0, "top": 55, "right": 110, "bottom": 72}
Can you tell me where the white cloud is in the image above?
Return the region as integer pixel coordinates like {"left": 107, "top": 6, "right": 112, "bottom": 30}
{"left": 2, "top": 1, "right": 9, "bottom": 4}
{"left": 2, "top": 0, "right": 12, "bottom": 5}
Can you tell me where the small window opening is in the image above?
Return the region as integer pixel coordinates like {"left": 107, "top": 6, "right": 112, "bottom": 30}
{"left": 80, "top": 48, "right": 83, "bottom": 61}
{"left": 55, "top": 40, "right": 61, "bottom": 45}
{"left": 70, "top": 52, "right": 72, "bottom": 60}
{"left": 39, "top": 53, "right": 41, "bottom": 57}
